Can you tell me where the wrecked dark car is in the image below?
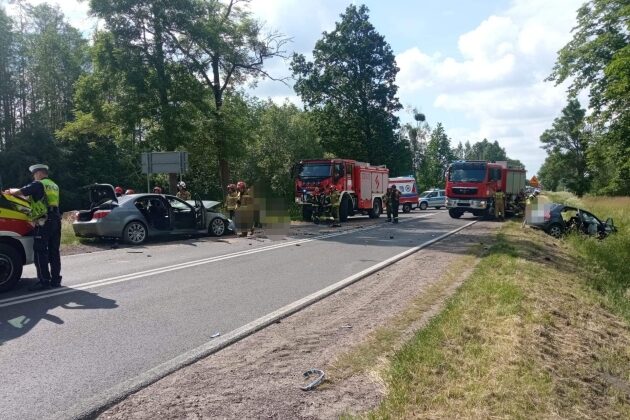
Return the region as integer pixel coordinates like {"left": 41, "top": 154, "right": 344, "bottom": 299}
{"left": 527, "top": 203, "right": 617, "bottom": 239}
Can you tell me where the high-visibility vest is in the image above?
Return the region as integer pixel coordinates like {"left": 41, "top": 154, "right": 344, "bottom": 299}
{"left": 30, "top": 178, "right": 59, "bottom": 220}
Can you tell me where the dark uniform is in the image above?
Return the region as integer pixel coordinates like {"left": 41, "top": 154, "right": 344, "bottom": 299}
{"left": 20, "top": 172, "right": 62, "bottom": 290}
{"left": 330, "top": 188, "right": 341, "bottom": 227}
{"left": 389, "top": 187, "right": 401, "bottom": 223}
{"left": 384, "top": 187, "right": 392, "bottom": 222}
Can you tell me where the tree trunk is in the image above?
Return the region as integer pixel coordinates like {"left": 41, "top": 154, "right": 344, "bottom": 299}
{"left": 211, "top": 56, "right": 229, "bottom": 195}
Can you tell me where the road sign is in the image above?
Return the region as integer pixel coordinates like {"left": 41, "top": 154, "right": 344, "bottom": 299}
{"left": 141, "top": 151, "right": 189, "bottom": 175}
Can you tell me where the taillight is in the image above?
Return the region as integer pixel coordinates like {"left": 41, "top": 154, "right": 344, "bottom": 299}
{"left": 92, "top": 210, "right": 111, "bottom": 220}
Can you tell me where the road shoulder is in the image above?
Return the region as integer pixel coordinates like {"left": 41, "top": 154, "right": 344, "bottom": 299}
{"left": 98, "top": 220, "right": 495, "bottom": 419}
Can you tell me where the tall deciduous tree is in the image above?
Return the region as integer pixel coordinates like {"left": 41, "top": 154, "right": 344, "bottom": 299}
{"left": 539, "top": 99, "right": 591, "bottom": 196}
{"left": 417, "top": 123, "right": 454, "bottom": 189}
{"left": 548, "top": 0, "right": 630, "bottom": 194}
{"left": 291, "top": 4, "right": 401, "bottom": 168}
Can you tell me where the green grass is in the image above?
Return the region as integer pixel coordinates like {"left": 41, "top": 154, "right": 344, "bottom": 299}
{"left": 356, "top": 221, "right": 630, "bottom": 419}
{"left": 544, "top": 193, "right": 630, "bottom": 321}
{"left": 61, "top": 219, "right": 81, "bottom": 245}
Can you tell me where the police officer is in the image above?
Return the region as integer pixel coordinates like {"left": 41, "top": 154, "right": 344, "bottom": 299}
{"left": 389, "top": 185, "right": 401, "bottom": 223}
{"left": 4, "top": 164, "right": 62, "bottom": 290}
{"left": 494, "top": 189, "right": 505, "bottom": 221}
{"left": 176, "top": 181, "right": 191, "bottom": 200}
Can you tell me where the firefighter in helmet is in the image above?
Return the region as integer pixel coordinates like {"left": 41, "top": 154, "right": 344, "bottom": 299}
{"left": 494, "top": 189, "right": 505, "bottom": 221}
{"left": 330, "top": 185, "right": 341, "bottom": 227}
{"left": 234, "top": 181, "right": 253, "bottom": 236}
{"left": 225, "top": 183, "right": 239, "bottom": 220}
{"left": 384, "top": 186, "right": 392, "bottom": 222}
{"left": 176, "top": 181, "right": 191, "bottom": 200}
{"left": 115, "top": 186, "right": 124, "bottom": 197}
{"left": 153, "top": 186, "right": 162, "bottom": 194}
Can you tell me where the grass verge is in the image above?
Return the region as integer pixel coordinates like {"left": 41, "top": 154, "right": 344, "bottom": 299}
{"left": 359, "top": 221, "right": 630, "bottom": 419}
{"left": 544, "top": 193, "right": 630, "bottom": 321}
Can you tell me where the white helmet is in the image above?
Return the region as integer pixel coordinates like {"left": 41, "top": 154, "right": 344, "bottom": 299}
{"left": 177, "top": 181, "right": 186, "bottom": 189}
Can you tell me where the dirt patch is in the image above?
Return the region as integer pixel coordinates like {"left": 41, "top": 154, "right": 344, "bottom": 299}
{"left": 98, "top": 221, "right": 496, "bottom": 419}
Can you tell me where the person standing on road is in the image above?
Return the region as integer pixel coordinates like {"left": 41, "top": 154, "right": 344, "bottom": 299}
{"left": 494, "top": 189, "right": 505, "bottom": 221}
{"left": 329, "top": 186, "right": 341, "bottom": 227}
{"left": 176, "top": 181, "right": 191, "bottom": 200}
{"left": 3, "top": 164, "right": 62, "bottom": 290}
{"left": 389, "top": 186, "right": 401, "bottom": 223}
{"left": 225, "top": 184, "right": 239, "bottom": 219}
{"left": 384, "top": 186, "right": 392, "bottom": 222}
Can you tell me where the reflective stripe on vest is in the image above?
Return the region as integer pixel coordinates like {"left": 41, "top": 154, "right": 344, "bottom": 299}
{"left": 29, "top": 178, "right": 59, "bottom": 220}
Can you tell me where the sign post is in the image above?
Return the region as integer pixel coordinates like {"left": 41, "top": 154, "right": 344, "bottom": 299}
{"left": 141, "top": 151, "right": 189, "bottom": 192}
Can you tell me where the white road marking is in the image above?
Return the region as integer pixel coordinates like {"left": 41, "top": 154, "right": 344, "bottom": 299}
{"left": 1, "top": 214, "right": 435, "bottom": 308}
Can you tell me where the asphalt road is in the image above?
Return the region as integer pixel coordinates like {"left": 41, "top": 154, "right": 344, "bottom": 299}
{"left": 0, "top": 210, "right": 477, "bottom": 420}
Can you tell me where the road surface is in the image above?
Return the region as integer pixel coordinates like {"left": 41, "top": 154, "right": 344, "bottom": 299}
{"left": 0, "top": 210, "right": 477, "bottom": 419}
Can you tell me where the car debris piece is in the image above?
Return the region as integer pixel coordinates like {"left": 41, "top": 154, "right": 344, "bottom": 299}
{"left": 211, "top": 332, "right": 221, "bottom": 338}
{"left": 301, "top": 369, "right": 325, "bottom": 391}
{"left": 341, "top": 324, "right": 352, "bottom": 329}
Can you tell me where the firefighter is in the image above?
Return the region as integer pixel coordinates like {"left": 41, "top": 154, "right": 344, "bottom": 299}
{"left": 153, "top": 186, "right": 162, "bottom": 194}
{"left": 330, "top": 185, "right": 341, "bottom": 227}
{"left": 115, "top": 186, "right": 124, "bottom": 197}
{"left": 235, "top": 181, "right": 253, "bottom": 236}
{"left": 125, "top": 189, "right": 135, "bottom": 195}
{"left": 225, "top": 184, "right": 239, "bottom": 219}
{"left": 176, "top": 181, "right": 191, "bottom": 200}
{"left": 494, "top": 189, "right": 505, "bottom": 221}
{"left": 384, "top": 186, "right": 392, "bottom": 222}
{"left": 3, "top": 164, "right": 62, "bottom": 290}
{"left": 389, "top": 185, "right": 401, "bottom": 223}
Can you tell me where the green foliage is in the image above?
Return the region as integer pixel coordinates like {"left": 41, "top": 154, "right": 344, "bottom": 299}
{"left": 539, "top": 99, "right": 591, "bottom": 196}
{"left": 291, "top": 4, "right": 403, "bottom": 169}
{"left": 417, "top": 123, "right": 454, "bottom": 189}
{"left": 548, "top": 0, "right": 630, "bottom": 195}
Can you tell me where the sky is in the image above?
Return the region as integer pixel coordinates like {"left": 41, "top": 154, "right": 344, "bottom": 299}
{"left": 2, "top": 0, "right": 586, "bottom": 175}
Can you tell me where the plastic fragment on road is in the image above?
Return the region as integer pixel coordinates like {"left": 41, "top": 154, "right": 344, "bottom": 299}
{"left": 211, "top": 332, "right": 221, "bottom": 338}
{"left": 341, "top": 324, "right": 352, "bottom": 329}
{"left": 301, "top": 369, "right": 325, "bottom": 391}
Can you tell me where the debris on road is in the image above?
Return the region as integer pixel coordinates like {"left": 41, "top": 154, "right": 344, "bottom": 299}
{"left": 341, "top": 324, "right": 352, "bottom": 329}
{"left": 300, "top": 369, "right": 325, "bottom": 391}
{"left": 211, "top": 332, "right": 221, "bottom": 338}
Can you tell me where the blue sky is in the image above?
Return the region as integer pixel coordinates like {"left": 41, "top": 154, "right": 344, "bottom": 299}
{"left": 3, "top": 0, "right": 586, "bottom": 175}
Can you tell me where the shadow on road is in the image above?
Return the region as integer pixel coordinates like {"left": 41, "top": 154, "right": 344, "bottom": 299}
{"left": 0, "top": 284, "right": 118, "bottom": 344}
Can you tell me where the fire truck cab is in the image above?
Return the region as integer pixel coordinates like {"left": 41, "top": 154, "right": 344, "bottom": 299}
{"left": 294, "top": 159, "right": 389, "bottom": 222}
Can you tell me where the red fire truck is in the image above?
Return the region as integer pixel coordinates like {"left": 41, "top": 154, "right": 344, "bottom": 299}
{"left": 445, "top": 160, "right": 526, "bottom": 219}
{"left": 293, "top": 159, "right": 389, "bottom": 221}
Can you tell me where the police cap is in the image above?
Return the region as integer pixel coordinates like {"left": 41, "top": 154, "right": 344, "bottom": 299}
{"left": 29, "top": 164, "right": 49, "bottom": 174}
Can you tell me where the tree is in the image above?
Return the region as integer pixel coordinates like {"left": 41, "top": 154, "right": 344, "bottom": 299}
{"left": 468, "top": 139, "right": 507, "bottom": 162}
{"left": 291, "top": 4, "right": 401, "bottom": 168}
{"left": 548, "top": 0, "right": 630, "bottom": 194}
{"left": 540, "top": 99, "right": 591, "bottom": 196}
{"left": 417, "top": 123, "right": 454, "bottom": 189}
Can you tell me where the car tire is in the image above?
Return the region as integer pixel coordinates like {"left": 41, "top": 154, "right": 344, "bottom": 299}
{"left": 209, "top": 217, "right": 227, "bottom": 237}
{"left": 0, "top": 243, "right": 23, "bottom": 293}
{"left": 546, "top": 223, "right": 564, "bottom": 238}
{"left": 369, "top": 198, "right": 382, "bottom": 219}
{"left": 402, "top": 203, "right": 412, "bottom": 213}
{"left": 434, "top": 206, "right": 441, "bottom": 210}
{"left": 448, "top": 208, "right": 463, "bottom": 219}
{"left": 123, "top": 221, "right": 148, "bottom": 245}
{"left": 419, "top": 201, "right": 428, "bottom": 210}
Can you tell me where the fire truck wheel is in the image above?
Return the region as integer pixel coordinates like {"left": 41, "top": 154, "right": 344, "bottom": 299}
{"left": 402, "top": 203, "right": 412, "bottom": 213}
{"left": 339, "top": 195, "right": 350, "bottom": 222}
{"left": 302, "top": 206, "right": 313, "bottom": 222}
{"left": 0, "top": 243, "right": 23, "bottom": 293}
{"left": 369, "top": 198, "right": 382, "bottom": 219}
{"left": 448, "top": 208, "right": 463, "bottom": 219}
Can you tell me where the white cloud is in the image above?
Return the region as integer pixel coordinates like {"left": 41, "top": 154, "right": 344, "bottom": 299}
{"left": 396, "top": 0, "right": 583, "bottom": 174}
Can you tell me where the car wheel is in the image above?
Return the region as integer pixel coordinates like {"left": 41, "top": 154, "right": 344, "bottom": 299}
{"left": 402, "top": 203, "right": 412, "bottom": 213}
{"left": 123, "top": 221, "right": 148, "bottom": 245}
{"left": 0, "top": 243, "right": 23, "bottom": 293}
{"left": 419, "top": 201, "right": 428, "bottom": 210}
{"left": 546, "top": 223, "right": 564, "bottom": 238}
{"left": 434, "top": 206, "right": 441, "bottom": 210}
{"left": 209, "top": 217, "right": 227, "bottom": 237}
